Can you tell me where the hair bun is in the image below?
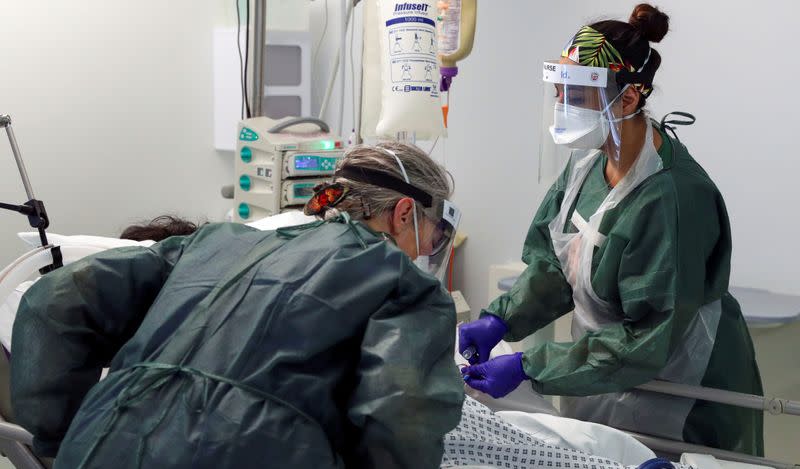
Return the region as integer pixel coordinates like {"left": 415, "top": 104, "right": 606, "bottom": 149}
{"left": 629, "top": 3, "right": 669, "bottom": 43}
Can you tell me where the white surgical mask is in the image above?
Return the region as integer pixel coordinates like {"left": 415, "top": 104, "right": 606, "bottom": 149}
{"left": 549, "top": 85, "right": 641, "bottom": 150}
{"left": 549, "top": 103, "right": 610, "bottom": 150}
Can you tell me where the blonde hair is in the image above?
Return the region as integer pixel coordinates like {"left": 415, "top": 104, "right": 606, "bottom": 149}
{"left": 324, "top": 142, "right": 452, "bottom": 221}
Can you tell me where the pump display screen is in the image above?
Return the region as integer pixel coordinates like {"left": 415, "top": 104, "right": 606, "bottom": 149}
{"left": 294, "top": 155, "right": 320, "bottom": 171}
{"left": 293, "top": 184, "right": 315, "bottom": 199}
{"left": 294, "top": 155, "right": 338, "bottom": 172}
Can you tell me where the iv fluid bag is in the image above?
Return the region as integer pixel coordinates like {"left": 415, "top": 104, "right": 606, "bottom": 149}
{"left": 373, "top": 0, "right": 444, "bottom": 140}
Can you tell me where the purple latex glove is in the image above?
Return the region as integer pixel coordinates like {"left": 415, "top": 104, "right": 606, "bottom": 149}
{"left": 458, "top": 314, "right": 507, "bottom": 364}
{"left": 461, "top": 352, "right": 528, "bottom": 399}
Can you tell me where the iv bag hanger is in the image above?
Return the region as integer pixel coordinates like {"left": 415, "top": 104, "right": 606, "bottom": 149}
{"left": 0, "top": 115, "right": 62, "bottom": 274}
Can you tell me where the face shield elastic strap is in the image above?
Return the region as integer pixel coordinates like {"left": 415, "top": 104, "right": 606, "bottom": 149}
{"left": 384, "top": 150, "right": 421, "bottom": 259}
{"left": 595, "top": 83, "right": 644, "bottom": 131}
{"left": 615, "top": 47, "right": 654, "bottom": 96}
{"left": 607, "top": 87, "right": 643, "bottom": 122}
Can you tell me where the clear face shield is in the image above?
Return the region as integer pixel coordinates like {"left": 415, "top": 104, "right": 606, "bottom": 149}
{"left": 412, "top": 199, "right": 461, "bottom": 282}
{"left": 386, "top": 150, "right": 461, "bottom": 283}
{"left": 539, "top": 60, "right": 632, "bottom": 190}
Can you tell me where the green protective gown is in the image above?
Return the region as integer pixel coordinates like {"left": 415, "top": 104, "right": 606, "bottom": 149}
{"left": 11, "top": 218, "right": 464, "bottom": 468}
{"left": 487, "top": 125, "right": 764, "bottom": 456}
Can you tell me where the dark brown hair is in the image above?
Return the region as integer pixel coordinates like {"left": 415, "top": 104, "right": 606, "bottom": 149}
{"left": 592, "top": 4, "right": 670, "bottom": 108}
{"left": 120, "top": 215, "right": 201, "bottom": 242}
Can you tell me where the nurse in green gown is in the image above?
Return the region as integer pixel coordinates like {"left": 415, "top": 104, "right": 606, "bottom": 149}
{"left": 459, "top": 3, "right": 763, "bottom": 456}
{"left": 11, "top": 142, "right": 465, "bottom": 468}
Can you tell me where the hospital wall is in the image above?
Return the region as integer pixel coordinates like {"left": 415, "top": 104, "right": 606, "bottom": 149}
{"left": 0, "top": 1, "right": 233, "bottom": 269}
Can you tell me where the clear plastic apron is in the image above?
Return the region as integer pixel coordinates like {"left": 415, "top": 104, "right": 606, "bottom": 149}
{"left": 548, "top": 124, "right": 722, "bottom": 441}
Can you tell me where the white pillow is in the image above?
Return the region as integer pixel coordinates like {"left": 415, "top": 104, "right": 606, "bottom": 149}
{"left": 246, "top": 211, "right": 317, "bottom": 231}
{"left": 18, "top": 212, "right": 318, "bottom": 251}
{"left": 17, "top": 232, "right": 155, "bottom": 250}
{"left": 680, "top": 453, "right": 772, "bottom": 469}
{"left": 0, "top": 280, "right": 35, "bottom": 351}
{"left": 495, "top": 412, "right": 656, "bottom": 466}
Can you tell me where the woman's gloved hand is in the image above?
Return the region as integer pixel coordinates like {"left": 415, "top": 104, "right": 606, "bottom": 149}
{"left": 461, "top": 352, "right": 528, "bottom": 399}
{"left": 458, "top": 314, "right": 507, "bottom": 364}
{"left": 637, "top": 458, "right": 674, "bottom": 469}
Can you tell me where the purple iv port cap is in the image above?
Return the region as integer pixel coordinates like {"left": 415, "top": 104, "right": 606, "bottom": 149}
{"left": 439, "top": 67, "right": 459, "bottom": 92}
{"left": 440, "top": 66, "right": 459, "bottom": 78}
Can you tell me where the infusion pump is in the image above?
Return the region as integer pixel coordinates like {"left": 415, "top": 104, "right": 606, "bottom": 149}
{"left": 233, "top": 117, "right": 344, "bottom": 222}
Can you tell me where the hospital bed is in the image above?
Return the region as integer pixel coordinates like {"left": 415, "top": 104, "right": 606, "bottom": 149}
{"left": 0, "top": 233, "right": 798, "bottom": 469}
{"left": 456, "top": 338, "right": 800, "bottom": 469}
{"left": 0, "top": 243, "right": 110, "bottom": 469}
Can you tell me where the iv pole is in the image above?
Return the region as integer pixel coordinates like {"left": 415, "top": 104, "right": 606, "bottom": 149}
{"left": 0, "top": 115, "right": 62, "bottom": 274}
{"left": 251, "top": 0, "right": 266, "bottom": 118}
